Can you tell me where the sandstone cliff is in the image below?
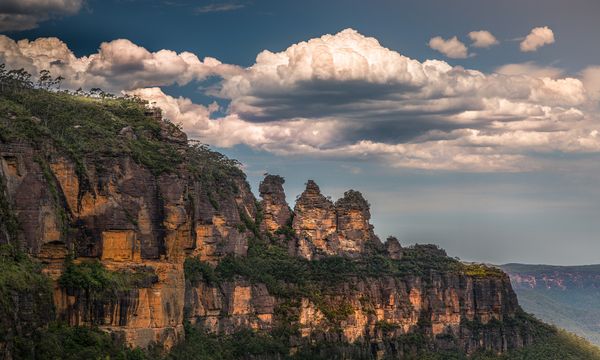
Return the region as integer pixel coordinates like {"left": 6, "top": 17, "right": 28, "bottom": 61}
{"left": 0, "top": 90, "right": 546, "bottom": 358}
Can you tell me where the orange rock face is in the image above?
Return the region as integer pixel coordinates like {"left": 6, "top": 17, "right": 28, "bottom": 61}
{"left": 0, "top": 136, "right": 256, "bottom": 349}
{"left": 292, "top": 180, "right": 338, "bottom": 259}
{"left": 259, "top": 175, "right": 292, "bottom": 233}
{"left": 185, "top": 281, "right": 275, "bottom": 334}
{"left": 292, "top": 181, "right": 378, "bottom": 259}
{"left": 0, "top": 134, "right": 529, "bottom": 356}
{"left": 101, "top": 230, "right": 140, "bottom": 262}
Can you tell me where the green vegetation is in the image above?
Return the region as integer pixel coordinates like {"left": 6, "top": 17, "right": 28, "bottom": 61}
{"left": 0, "top": 86, "right": 184, "bottom": 176}
{"left": 59, "top": 258, "right": 158, "bottom": 299}
{"left": 502, "top": 263, "right": 600, "bottom": 275}
{"left": 10, "top": 321, "right": 600, "bottom": 360}
{"left": 2, "top": 65, "right": 599, "bottom": 359}
{"left": 167, "top": 323, "right": 288, "bottom": 360}
{"left": 274, "top": 214, "right": 296, "bottom": 240}
{"left": 187, "top": 141, "right": 245, "bottom": 211}
{"left": 512, "top": 287, "right": 600, "bottom": 346}
{"left": 184, "top": 256, "right": 218, "bottom": 286}
{"left": 210, "top": 237, "right": 503, "bottom": 290}
{"left": 12, "top": 323, "right": 148, "bottom": 360}
{"left": 375, "top": 320, "right": 401, "bottom": 332}
{"left": 462, "top": 263, "right": 506, "bottom": 278}
{"left": 0, "top": 244, "right": 54, "bottom": 352}
{"left": 0, "top": 65, "right": 234, "bottom": 180}
{"left": 183, "top": 235, "right": 505, "bottom": 327}
{"left": 501, "top": 263, "right": 600, "bottom": 346}
{"left": 496, "top": 328, "right": 600, "bottom": 360}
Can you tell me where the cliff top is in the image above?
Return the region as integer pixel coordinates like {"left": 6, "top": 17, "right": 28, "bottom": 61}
{"left": 0, "top": 79, "right": 244, "bottom": 182}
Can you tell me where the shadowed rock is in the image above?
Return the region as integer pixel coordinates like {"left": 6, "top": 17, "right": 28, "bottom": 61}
{"left": 385, "top": 236, "right": 403, "bottom": 259}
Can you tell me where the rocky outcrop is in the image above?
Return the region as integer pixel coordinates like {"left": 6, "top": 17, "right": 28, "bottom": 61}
{"left": 385, "top": 236, "right": 403, "bottom": 260}
{"left": 293, "top": 274, "right": 528, "bottom": 355}
{"left": 291, "top": 181, "right": 378, "bottom": 259}
{"left": 502, "top": 264, "right": 600, "bottom": 290}
{"left": 333, "top": 189, "right": 378, "bottom": 255}
{"left": 258, "top": 174, "right": 291, "bottom": 233}
{"left": 501, "top": 263, "right": 600, "bottom": 347}
{"left": 292, "top": 180, "right": 337, "bottom": 259}
{"left": 184, "top": 267, "right": 529, "bottom": 356}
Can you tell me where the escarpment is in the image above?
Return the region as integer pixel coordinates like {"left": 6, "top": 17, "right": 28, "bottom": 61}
{"left": 0, "top": 90, "right": 554, "bottom": 358}
{"left": 0, "top": 131, "right": 257, "bottom": 348}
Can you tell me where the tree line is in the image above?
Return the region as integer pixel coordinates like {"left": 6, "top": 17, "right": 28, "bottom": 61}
{"left": 0, "top": 63, "right": 129, "bottom": 100}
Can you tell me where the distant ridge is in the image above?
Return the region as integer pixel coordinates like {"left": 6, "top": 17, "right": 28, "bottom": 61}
{"left": 501, "top": 263, "right": 600, "bottom": 346}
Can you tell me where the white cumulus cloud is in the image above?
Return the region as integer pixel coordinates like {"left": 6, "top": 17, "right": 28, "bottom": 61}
{"left": 581, "top": 66, "right": 600, "bottom": 102}
{"left": 3, "top": 29, "right": 600, "bottom": 172}
{"left": 0, "top": 35, "right": 242, "bottom": 92}
{"left": 150, "top": 29, "right": 597, "bottom": 171}
{"left": 428, "top": 36, "right": 469, "bottom": 59}
{"left": 468, "top": 30, "right": 499, "bottom": 48}
{"left": 520, "top": 26, "right": 555, "bottom": 52}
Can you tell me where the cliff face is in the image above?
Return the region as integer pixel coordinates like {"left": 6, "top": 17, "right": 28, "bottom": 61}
{"left": 184, "top": 272, "right": 530, "bottom": 356}
{"left": 0, "top": 94, "right": 537, "bottom": 357}
{"left": 0, "top": 123, "right": 257, "bottom": 348}
{"left": 502, "top": 264, "right": 600, "bottom": 291}
{"left": 501, "top": 264, "right": 600, "bottom": 347}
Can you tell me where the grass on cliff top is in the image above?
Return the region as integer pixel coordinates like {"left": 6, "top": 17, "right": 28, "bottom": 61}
{"left": 0, "top": 85, "right": 244, "bottom": 182}
{"left": 0, "top": 89, "right": 181, "bottom": 175}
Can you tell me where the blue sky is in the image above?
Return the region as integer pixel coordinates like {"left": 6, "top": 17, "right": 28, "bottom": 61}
{"left": 2, "top": 0, "right": 600, "bottom": 264}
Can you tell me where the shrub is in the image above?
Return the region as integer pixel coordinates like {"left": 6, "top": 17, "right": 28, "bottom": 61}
{"left": 0, "top": 245, "right": 54, "bottom": 350}
{"left": 59, "top": 258, "right": 158, "bottom": 299}
{"left": 184, "top": 257, "right": 217, "bottom": 286}
{"left": 167, "top": 323, "right": 287, "bottom": 360}
{"left": 14, "top": 323, "right": 149, "bottom": 360}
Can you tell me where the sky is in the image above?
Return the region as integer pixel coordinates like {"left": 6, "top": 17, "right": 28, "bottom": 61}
{"left": 1, "top": 0, "right": 600, "bottom": 265}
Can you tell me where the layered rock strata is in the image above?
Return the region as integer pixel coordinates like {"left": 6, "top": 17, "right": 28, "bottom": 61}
{"left": 0, "top": 108, "right": 533, "bottom": 357}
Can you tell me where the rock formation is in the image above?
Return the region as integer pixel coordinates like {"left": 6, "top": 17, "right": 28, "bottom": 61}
{"left": 292, "top": 180, "right": 338, "bottom": 259}
{"left": 0, "top": 129, "right": 256, "bottom": 348}
{"left": 258, "top": 174, "right": 291, "bottom": 233}
{"left": 333, "top": 189, "right": 378, "bottom": 255}
{"left": 0, "top": 95, "right": 542, "bottom": 357}
{"left": 385, "top": 236, "right": 403, "bottom": 260}
{"left": 291, "top": 181, "right": 378, "bottom": 259}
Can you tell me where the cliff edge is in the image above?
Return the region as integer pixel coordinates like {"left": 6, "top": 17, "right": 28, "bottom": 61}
{"left": 1, "top": 84, "right": 599, "bottom": 359}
